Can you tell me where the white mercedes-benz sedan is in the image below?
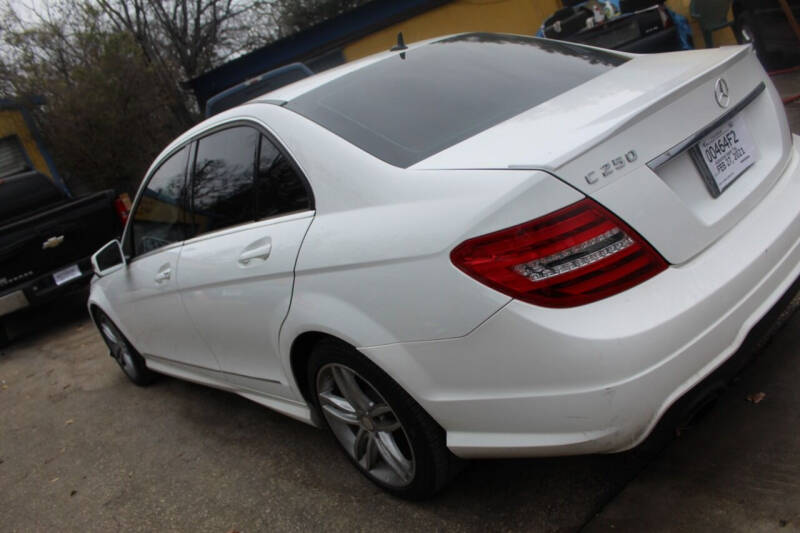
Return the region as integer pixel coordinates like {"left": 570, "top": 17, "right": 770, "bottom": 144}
{"left": 89, "top": 33, "right": 800, "bottom": 498}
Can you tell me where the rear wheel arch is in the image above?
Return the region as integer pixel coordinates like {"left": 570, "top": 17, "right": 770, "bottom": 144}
{"left": 288, "top": 332, "right": 440, "bottom": 430}
{"left": 290, "top": 331, "right": 348, "bottom": 408}
{"left": 302, "top": 336, "right": 461, "bottom": 498}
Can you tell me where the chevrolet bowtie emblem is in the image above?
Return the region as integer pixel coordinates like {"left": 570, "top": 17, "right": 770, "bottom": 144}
{"left": 42, "top": 235, "right": 65, "bottom": 249}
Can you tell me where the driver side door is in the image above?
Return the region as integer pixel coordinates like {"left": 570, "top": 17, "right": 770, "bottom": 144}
{"left": 108, "top": 145, "right": 220, "bottom": 370}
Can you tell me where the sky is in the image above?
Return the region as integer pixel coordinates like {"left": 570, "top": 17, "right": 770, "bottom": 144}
{"left": 6, "top": 0, "right": 44, "bottom": 22}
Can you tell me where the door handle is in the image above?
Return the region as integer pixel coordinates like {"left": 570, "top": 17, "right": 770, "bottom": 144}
{"left": 238, "top": 238, "right": 272, "bottom": 265}
{"left": 154, "top": 268, "right": 171, "bottom": 283}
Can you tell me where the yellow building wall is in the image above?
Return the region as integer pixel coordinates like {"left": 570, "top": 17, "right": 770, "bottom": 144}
{"left": 343, "top": 0, "right": 561, "bottom": 61}
{"left": 666, "top": 0, "right": 737, "bottom": 47}
{"left": 343, "top": 0, "right": 738, "bottom": 62}
{"left": 0, "top": 108, "right": 53, "bottom": 179}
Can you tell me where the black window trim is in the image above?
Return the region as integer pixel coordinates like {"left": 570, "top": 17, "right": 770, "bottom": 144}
{"left": 185, "top": 119, "right": 315, "bottom": 242}
{"left": 123, "top": 118, "right": 315, "bottom": 263}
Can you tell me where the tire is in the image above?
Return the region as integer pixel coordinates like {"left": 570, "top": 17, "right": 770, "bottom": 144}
{"left": 0, "top": 318, "right": 9, "bottom": 349}
{"left": 95, "top": 310, "right": 155, "bottom": 386}
{"left": 307, "top": 339, "right": 459, "bottom": 499}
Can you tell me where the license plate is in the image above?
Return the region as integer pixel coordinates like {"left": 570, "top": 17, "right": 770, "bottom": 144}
{"left": 0, "top": 290, "right": 29, "bottom": 315}
{"left": 690, "top": 114, "right": 758, "bottom": 198}
{"left": 53, "top": 264, "right": 82, "bottom": 286}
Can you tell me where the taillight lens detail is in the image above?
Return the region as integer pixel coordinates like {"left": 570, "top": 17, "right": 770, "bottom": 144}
{"left": 450, "top": 199, "right": 667, "bottom": 308}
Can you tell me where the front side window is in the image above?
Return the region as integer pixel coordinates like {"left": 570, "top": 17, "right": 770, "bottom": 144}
{"left": 130, "top": 146, "right": 190, "bottom": 256}
{"left": 255, "top": 135, "right": 311, "bottom": 218}
{"left": 190, "top": 126, "right": 259, "bottom": 236}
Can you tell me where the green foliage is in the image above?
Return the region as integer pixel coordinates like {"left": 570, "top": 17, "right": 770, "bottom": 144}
{"left": 1, "top": 2, "right": 188, "bottom": 195}
{"left": 0, "top": 0, "right": 368, "bottom": 195}
{"left": 40, "top": 32, "right": 186, "bottom": 195}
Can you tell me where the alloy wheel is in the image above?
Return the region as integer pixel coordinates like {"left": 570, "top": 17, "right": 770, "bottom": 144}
{"left": 316, "top": 363, "right": 416, "bottom": 487}
{"left": 100, "top": 321, "right": 136, "bottom": 374}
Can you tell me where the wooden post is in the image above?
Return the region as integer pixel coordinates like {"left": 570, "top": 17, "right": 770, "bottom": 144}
{"left": 778, "top": 0, "right": 800, "bottom": 44}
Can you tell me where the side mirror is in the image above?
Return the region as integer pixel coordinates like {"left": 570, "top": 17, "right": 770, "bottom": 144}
{"left": 91, "top": 240, "right": 125, "bottom": 277}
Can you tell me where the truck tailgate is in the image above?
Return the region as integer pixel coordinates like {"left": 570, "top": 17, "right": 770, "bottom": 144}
{"left": 0, "top": 190, "right": 120, "bottom": 291}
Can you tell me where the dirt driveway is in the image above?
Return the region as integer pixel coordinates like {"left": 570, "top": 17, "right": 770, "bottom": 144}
{"left": 1, "top": 294, "right": 654, "bottom": 532}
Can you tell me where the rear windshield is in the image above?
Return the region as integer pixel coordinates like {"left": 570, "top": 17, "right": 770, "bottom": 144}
{"left": 287, "top": 33, "right": 628, "bottom": 168}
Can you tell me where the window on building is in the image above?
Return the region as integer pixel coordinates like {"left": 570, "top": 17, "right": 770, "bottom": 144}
{"left": 0, "top": 136, "right": 31, "bottom": 178}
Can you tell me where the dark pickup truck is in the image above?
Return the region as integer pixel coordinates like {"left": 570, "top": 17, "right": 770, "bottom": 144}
{"left": 0, "top": 170, "right": 124, "bottom": 344}
{"left": 541, "top": 2, "right": 684, "bottom": 54}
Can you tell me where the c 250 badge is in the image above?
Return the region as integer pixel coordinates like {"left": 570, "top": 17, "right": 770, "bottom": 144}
{"left": 585, "top": 150, "right": 638, "bottom": 184}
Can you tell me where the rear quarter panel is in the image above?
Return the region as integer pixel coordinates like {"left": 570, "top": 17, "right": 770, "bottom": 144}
{"left": 263, "top": 106, "right": 584, "bottom": 361}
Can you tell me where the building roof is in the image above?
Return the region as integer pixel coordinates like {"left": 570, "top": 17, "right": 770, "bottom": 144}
{"left": 184, "top": 0, "right": 451, "bottom": 109}
{"left": 0, "top": 96, "right": 46, "bottom": 111}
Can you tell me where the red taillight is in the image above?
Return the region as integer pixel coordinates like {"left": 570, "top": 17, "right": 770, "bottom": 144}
{"left": 450, "top": 199, "right": 668, "bottom": 308}
{"left": 113, "top": 196, "right": 130, "bottom": 225}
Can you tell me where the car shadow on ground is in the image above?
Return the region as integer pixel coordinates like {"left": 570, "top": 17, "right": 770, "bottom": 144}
{"left": 1, "top": 289, "right": 92, "bottom": 349}
{"left": 144, "top": 370, "right": 652, "bottom": 530}
{"left": 0, "top": 291, "right": 677, "bottom": 531}
{"left": 3, "top": 290, "right": 778, "bottom": 532}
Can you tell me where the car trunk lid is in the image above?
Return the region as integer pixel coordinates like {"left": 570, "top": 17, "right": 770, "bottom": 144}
{"left": 415, "top": 45, "right": 792, "bottom": 264}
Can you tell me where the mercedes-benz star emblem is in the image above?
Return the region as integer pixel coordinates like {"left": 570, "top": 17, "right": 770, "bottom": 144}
{"left": 715, "top": 78, "right": 730, "bottom": 108}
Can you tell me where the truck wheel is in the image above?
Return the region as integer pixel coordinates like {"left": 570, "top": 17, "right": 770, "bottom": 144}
{"left": 95, "top": 311, "right": 155, "bottom": 386}
{"left": 0, "top": 319, "right": 9, "bottom": 349}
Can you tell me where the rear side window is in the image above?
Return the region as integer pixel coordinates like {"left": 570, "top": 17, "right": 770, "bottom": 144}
{"left": 130, "top": 146, "right": 190, "bottom": 256}
{"left": 287, "top": 33, "right": 627, "bottom": 168}
{"left": 190, "top": 126, "right": 259, "bottom": 236}
{"left": 256, "top": 135, "right": 310, "bottom": 218}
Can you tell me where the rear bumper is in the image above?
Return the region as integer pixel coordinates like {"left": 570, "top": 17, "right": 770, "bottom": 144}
{"left": 0, "top": 257, "right": 93, "bottom": 318}
{"left": 362, "top": 136, "right": 800, "bottom": 459}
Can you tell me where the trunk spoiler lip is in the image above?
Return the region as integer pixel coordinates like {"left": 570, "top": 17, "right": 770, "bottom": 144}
{"left": 546, "top": 45, "right": 755, "bottom": 171}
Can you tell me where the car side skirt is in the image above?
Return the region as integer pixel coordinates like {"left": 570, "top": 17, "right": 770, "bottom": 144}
{"left": 144, "top": 353, "right": 317, "bottom": 426}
